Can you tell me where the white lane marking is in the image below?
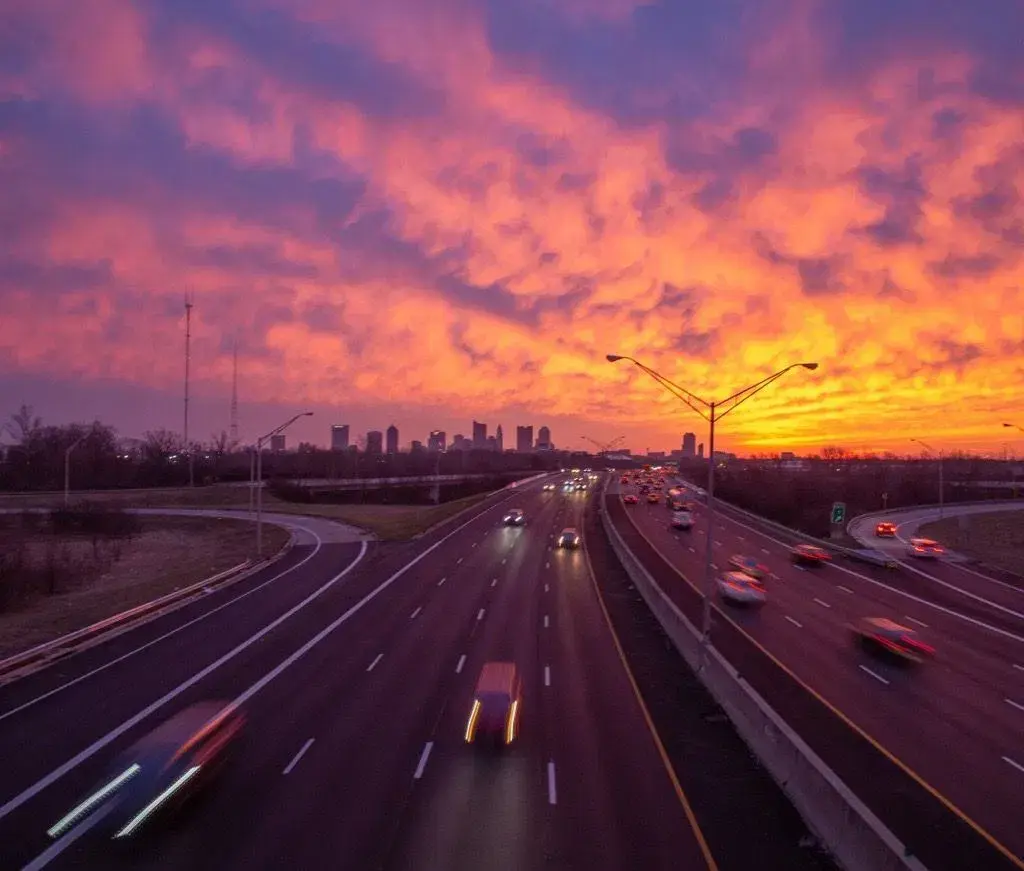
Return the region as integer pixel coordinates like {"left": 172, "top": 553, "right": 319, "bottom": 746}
{"left": 544, "top": 615, "right": 549, "bottom": 628}
{"left": 477, "top": 608, "right": 485, "bottom": 621}
{"left": 905, "top": 616, "right": 929, "bottom": 628}
{"left": 437, "top": 577, "right": 446, "bottom": 586}
{"left": 1004, "top": 756, "right": 1024, "bottom": 775}
{"left": 547, "top": 761, "right": 557, "bottom": 804}
{"left": 22, "top": 804, "right": 112, "bottom": 871}
{"left": 544, "top": 666, "right": 551, "bottom": 686}
{"left": 898, "top": 559, "right": 1024, "bottom": 623}
{"left": 545, "top": 561, "right": 550, "bottom": 569}
{"left": 491, "top": 578, "right": 498, "bottom": 587}
{"left": 456, "top": 557, "right": 463, "bottom": 564}
{"left": 1014, "top": 664, "right": 1024, "bottom": 672}
{"left": 761, "top": 548, "right": 770, "bottom": 554}
{"left": 1006, "top": 698, "right": 1024, "bottom": 713}
{"left": 813, "top": 598, "right": 831, "bottom": 609}
{"left": 414, "top": 742, "right": 434, "bottom": 780}
{"left": 784, "top": 615, "right": 803, "bottom": 628}
{"left": 0, "top": 538, "right": 369, "bottom": 823}
{"left": 688, "top": 546, "right": 695, "bottom": 553}
{"left": 456, "top": 655, "right": 466, "bottom": 674}
{"left": 859, "top": 665, "right": 890, "bottom": 685}
{"left": 367, "top": 654, "right": 384, "bottom": 672}
{"left": 714, "top": 539, "right": 724, "bottom": 546}
{"left": 472, "top": 542, "right": 477, "bottom": 548}
{"left": 410, "top": 607, "right": 422, "bottom": 620}
{"left": 283, "top": 738, "right": 315, "bottom": 775}
{"left": 0, "top": 531, "right": 330, "bottom": 725}
{"left": 544, "top": 583, "right": 549, "bottom": 593}
{"left": 711, "top": 563, "right": 719, "bottom": 570}
{"left": 501, "top": 558, "right": 507, "bottom": 564}
{"left": 794, "top": 565, "right": 807, "bottom": 572}
{"left": 737, "top": 535, "right": 745, "bottom": 541}
{"left": 838, "top": 586, "right": 853, "bottom": 594}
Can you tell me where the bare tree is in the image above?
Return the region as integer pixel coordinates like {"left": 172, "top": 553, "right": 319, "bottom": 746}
{"left": 821, "top": 446, "right": 849, "bottom": 461}
{"left": 6, "top": 404, "right": 41, "bottom": 444}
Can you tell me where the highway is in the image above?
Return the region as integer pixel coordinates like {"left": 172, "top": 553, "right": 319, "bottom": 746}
{"left": 1, "top": 475, "right": 734, "bottom": 870}
{"left": 610, "top": 475, "right": 1024, "bottom": 869}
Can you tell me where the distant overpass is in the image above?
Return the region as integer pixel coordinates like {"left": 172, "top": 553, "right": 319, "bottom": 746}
{"left": 283, "top": 472, "right": 540, "bottom": 491}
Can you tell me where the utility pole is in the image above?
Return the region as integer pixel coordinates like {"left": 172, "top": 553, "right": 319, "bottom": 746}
{"left": 184, "top": 294, "right": 194, "bottom": 487}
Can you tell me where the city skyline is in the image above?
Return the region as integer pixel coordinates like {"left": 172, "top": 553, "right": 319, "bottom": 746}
{"left": 2, "top": 2, "right": 1022, "bottom": 454}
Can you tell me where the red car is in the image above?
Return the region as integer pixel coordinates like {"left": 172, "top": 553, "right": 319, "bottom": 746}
{"left": 791, "top": 544, "right": 831, "bottom": 565}
{"left": 623, "top": 494, "right": 638, "bottom": 504}
{"left": 875, "top": 521, "right": 897, "bottom": 537}
{"left": 465, "top": 662, "right": 522, "bottom": 747}
{"left": 852, "top": 617, "right": 935, "bottom": 664}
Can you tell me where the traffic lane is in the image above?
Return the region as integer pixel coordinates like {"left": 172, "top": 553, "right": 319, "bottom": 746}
{"left": 618, "top": 500, "right": 1024, "bottom": 864}
{"left": 544, "top": 520, "right": 713, "bottom": 869}
{"left": 899, "top": 558, "right": 1024, "bottom": 618}
{"left": 36, "top": 489, "right": 560, "bottom": 870}
{"left": 381, "top": 522, "right": 551, "bottom": 871}
{"left": 0, "top": 542, "right": 364, "bottom": 808}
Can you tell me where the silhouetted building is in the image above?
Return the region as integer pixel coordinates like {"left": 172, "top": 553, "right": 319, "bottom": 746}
{"left": 516, "top": 425, "right": 533, "bottom": 453}
{"left": 452, "top": 434, "right": 469, "bottom": 450}
{"left": 536, "top": 426, "right": 552, "bottom": 450}
{"left": 486, "top": 435, "right": 497, "bottom": 451}
{"left": 428, "top": 430, "right": 446, "bottom": 452}
{"left": 331, "top": 425, "right": 350, "bottom": 451}
{"left": 366, "top": 430, "right": 383, "bottom": 454}
{"left": 410, "top": 440, "right": 424, "bottom": 453}
{"left": 270, "top": 434, "right": 286, "bottom": 452}
{"left": 495, "top": 425, "right": 504, "bottom": 452}
{"left": 697, "top": 442, "right": 704, "bottom": 459}
{"left": 472, "top": 420, "right": 487, "bottom": 449}
{"left": 386, "top": 424, "right": 399, "bottom": 454}
{"left": 682, "top": 432, "right": 696, "bottom": 458}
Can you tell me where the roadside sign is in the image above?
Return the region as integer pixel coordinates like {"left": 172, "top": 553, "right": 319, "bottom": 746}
{"left": 831, "top": 502, "right": 846, "bottom": 524}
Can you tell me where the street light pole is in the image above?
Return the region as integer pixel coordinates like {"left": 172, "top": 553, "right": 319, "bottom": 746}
{"left": 606, "top": 354, "right": 818, "bottom": 656}
{"left": 911, "top": 438, "right": 943, "bottom": 519}
{"left": 64, "top": 433, "right": 89, "bottom": 507}
{"left": 255, "top": 412, "right": 313, "bottom": 558}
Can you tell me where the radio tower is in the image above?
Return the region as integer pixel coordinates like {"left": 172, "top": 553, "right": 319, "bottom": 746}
{"left": 229, "top": 340, "right": 239, "bottom": 445}
{"left": 184, "top": 294, "right": 194, "bottom": 487}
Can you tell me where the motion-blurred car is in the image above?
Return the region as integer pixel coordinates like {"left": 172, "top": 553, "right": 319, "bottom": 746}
{"left": 670, "top": 511, "right": 694, "bottom": 530}
{"left": 542, "top": 483, "right": 556, "bottom": 491}
{"left": 646, "top": 492, "right": 660, "bottom": 504}
{"left": 875, "top": 521, "right": 897, "bottom": 537}
{"left": 907, "top": 538, "right": 944, "bottom": 559}
{"left": 503, "top": 509, "right": 526, "bottom": 526}
{"left": 728, "top": 554, "right": 770, "bottom": 580}
{"left": 557, "top": 528, "right": 581, "bottom": 549}
{"left": 851, "top": 617, "right": 935, "bottom": 664}
{"left": 623, "top": 494, "right": 639, "bottom": 505}
{"left": 465, "top": 662, "right": 522, "bottom": 747}
{"left": 716, "top": 571, "right": 767, "bottom": 606}
{"left": 48, "top": 701, "right": 245, "bottom": 843}
{"left": 791, "top": 544, "right": 831, "bottom": 565}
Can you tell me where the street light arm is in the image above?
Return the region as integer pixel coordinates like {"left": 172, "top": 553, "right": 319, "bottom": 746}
{"left": 713, "top": 362, "right": 818, "bottom": 423}
{"left": 1004, "top": 422, "right": 1024, "bottom": 433}
{"left": 611, "top": 355, "right": 711, "bottom": 420}
{"left": 259, "top": 411, "right": 314, "bottom": 443}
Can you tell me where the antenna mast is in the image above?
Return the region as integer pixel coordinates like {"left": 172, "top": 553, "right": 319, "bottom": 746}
{"left": 230, "top": 339, "right": 239, "bottom": 444}
{"left": 184, "top": 294, "right": 194, "bottom": 487}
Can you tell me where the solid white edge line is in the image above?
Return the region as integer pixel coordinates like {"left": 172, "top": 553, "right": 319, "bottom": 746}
{"left": 283, "top": 738, "right": 315, "bottom": 775}
{"left": 0, "top": 538, "right": 368, "bottom": 824}
{"left": 1004, "top": 756, "right": 1024, "bottom": 774}
{"left": 456, "top": 655, "right": 466, "bottom": 674}
{"left": 859, "top": 665, "right": 890, "bottom": 685}
{"left": 544, "top": 665, "right": 551, "bottom": 686}
{"left": 8, "top": 477, "right": 544, "bottom": 827}
{"left": 784, "top": 615, "right": 803, "bottom": 628}
{"left": 367, "top": 653, "right": 384, "bottom": 672}
{"left": 413, "top": 742, "right": 433, "bottom": 780}
{"left": 0, "top": 532, "right": 327, "bottom": 724}
{"left": 547, "top": 761, "right": 557, "bottom": 804}
{"left": 1005, "top": 698, "right": 1024, "bottom": 713}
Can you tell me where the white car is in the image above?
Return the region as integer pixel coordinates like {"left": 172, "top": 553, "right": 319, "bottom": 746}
{"left": 716, "top": 571, "right": 767, "bottom": 606}
{"left": 670, "top": 511, "right": 694, "bottom": 530}
{"left": 557, "top": 528, "right": 581, "bottom": 549}
{"left": 543, "top": 483, "right": 556, "bottom": 491}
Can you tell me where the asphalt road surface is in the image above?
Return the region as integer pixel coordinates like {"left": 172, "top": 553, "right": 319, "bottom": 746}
{"left": 613, "top": 475, "right": 1024, "bottom": 868}
{"left": 2, "top": 475, "right": 761, "bottom": 871}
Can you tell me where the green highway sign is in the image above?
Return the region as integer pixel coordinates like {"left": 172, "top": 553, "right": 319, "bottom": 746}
{"left": 831, "top": 502, "right": 846, "bottom": 524}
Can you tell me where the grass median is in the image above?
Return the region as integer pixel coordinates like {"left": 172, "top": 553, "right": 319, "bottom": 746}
{"left": 919, "top": 509, "right": 1024, "bottom": 577}
{"left": 0, "top": 487, "right": 496, "bottom": 542}
{"left": 0, "top": 514, "right": 290, "bottom": 660}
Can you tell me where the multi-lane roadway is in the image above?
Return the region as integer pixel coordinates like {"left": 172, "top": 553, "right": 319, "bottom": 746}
{"left": 0, "top": 476, "right": 735, "bottom": 870}
{"left": 611, "top": 475, "right": 1024, "bottom": 869}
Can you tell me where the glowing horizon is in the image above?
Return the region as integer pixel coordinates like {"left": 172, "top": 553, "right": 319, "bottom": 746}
{"left": 1, "top": 1, "right": 1022, "bottom": 454}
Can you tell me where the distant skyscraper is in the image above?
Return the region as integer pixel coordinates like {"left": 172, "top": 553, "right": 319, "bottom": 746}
{"left": 516, "top": 425, "right": 534, "bottom": 453}
{"left": 472, "top": 420, "right": 487, "bottom": 448}
{"left": 366, "top": 430, "right": 383, "bottom": 454}
{"left": 536, "top": 426, "right": 552, "bottom": 450}
{"left": 495, "top": 425, "right": 504, "bottom": 452}
{"left": 486, "top": 435, "right": 497, "bottom": 451}
{"left": 386, "top": 424, "right": 399, "bottom": 454}
{"left": 697, "top": 442, "right": 704, "bottom": 459}
{"left": 410, "top": 440, "right": 424, "bottom": 452}
{"left": 682, "top": 432, "right": 696, "bottom": 458}
{"left": 452, "top": 434, "right": 467, "bottom": 450}
{"left": 428, "top": 430, "right": 447, "bottom": 452}
{"left": 331, "top": 425, "right": 350, "bottom": 451}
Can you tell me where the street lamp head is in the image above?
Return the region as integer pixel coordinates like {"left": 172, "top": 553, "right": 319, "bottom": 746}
{"left": 799, "top": 362, "right": 819, "bottom": 371}
{"left": 606, "top": 354, "right": 625, "bottom": 363}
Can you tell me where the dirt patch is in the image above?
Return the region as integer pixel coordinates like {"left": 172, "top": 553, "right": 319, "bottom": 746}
{"left": 0, "top": 515, "right": 290, "bottom": 659}
{"left": 919, "top": 510, "right": 1024, "bottom": 578}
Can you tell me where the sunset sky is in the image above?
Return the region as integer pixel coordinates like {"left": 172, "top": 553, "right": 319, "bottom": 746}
{"left": 1, "top": 0, "right": 1022, "bottom": 455}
